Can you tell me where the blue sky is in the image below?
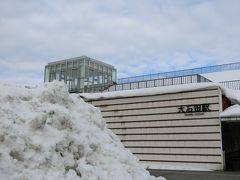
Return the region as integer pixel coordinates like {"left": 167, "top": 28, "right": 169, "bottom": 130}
{"left": 0, "top": 0, "right": 240, "bottom": 85}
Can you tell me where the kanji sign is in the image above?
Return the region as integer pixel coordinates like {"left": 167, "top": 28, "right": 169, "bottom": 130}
{"left": 178, "top": 104, "right": 210, "bottom": 113}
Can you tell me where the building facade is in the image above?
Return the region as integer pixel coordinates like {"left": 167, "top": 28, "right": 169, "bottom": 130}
{"left": 82, "top": 84, "right": 240, "bottom": 171}
{"left": 44, "top": 56, "right": 117, "bottom": 93}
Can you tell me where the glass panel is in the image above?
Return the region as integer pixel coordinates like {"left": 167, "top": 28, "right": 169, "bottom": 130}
{"left": 103, "top": 66, "right": 107, "bottom": 72}
{"left": 99, "top": 75, "right": 103, "bottom": 84}
{"left": 80, "top": 60, "right": 84, "bottom": 66}
{"left": 112, "top": 69, "right": 116, "bottom": 82}
{"left": 61, "top": 63, "right": 66, "bottom": 69}
{"left": 72, "top": 69, "right": 78, "bottom": 89}
{"left": 104, "top": 74, "right": 108, "bottom": 83}
{"left": 56, "top": 64, "right": 61, "bottom": 70}
{"left": 44, "top": 67, "right": 49, "bottom": 82}
{"left": 49, "top": 73, "right": 56, "bottom": 82}
{"left": 90, "top": 62, "right": 94, "bottom": 68}
{"left": 56, "top": 72, "right": 60, "bottom": 81}
{"left": 94, "top": 63, "right": 99, "bottom": 70}
{"left": 50, "top": 65, "right": 55, "bottom": 71}
{"left": 73, "top": 61, "right": 78, "bottom": 68}
{"left": 60, "top": 71, "right": 65, "bottom": 81}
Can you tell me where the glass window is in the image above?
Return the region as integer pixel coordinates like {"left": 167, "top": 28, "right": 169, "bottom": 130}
{"left": 67, "top": 62, "right": 73, "bottom": 68}
{"left": 90, "top": 62, "right": 94, "bottom": 68}
{"left": 60, "top": 71, "right": 65, "bottom": 81}
{"left": 84, "top": 59, "right": 89, "bottom": 66}
{"left": 50, "top": 65, "right": 55, "bottom": 71}
{"left": 56, "top": 72, "right": 60, "bottom": 80}
{"left": 44, "top": 67, "right": 49, "bottom": 82}
{"left": 56, "top": 64, "right": 61, "bottom": 70}
{"left": 73, "top": 61, "right": 78, "bottom": 68}
{"left": 61, "top": 63, "right": 66, "bottom": 69}
{"left": 80, "top": 60, "right": 84, "bottom": 66}
{"left": 112, "top": 69, "right": 116, "bottom": 82}
{"left": 50, "top": 73, "right": 56, "bottom": 81}
{"left": 103, "top": 67, "right": 107, "bottom": 73}
{"left": 99, "top": 75, "right": 103, "bottom": 84}
{"left": 94, "top": 63, "right": 98, "bottom": 69}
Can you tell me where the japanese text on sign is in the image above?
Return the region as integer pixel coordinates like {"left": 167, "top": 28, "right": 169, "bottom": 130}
{"left": 178, "top": 104, "right": 210, "bottom": 113}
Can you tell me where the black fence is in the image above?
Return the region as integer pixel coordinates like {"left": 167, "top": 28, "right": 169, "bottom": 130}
{"left": 118, "top": 62, "right": 240, "bottom": 84}
{"left": 105, "top": 74, "right": 211, "bottom": 92}
{"left": 220, "top": 80, "right": 240, "bottom": 90}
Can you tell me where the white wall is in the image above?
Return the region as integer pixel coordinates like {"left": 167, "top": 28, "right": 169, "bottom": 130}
{"left": 89, "top": 87, "right": 224, "bottom": 170}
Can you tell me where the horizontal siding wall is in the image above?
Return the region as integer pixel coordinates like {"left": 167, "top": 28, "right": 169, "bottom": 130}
{"left": 88, "top": 88, "right": 223, "bottom": 170}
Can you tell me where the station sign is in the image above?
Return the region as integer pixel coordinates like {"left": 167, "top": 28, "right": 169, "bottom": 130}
{"left": 178, "top": 104, "right": 210, "bottom": 116}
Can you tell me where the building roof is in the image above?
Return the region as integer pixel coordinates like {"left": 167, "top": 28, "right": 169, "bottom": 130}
{"left": 81, "top": 82, "right": 239, "bottom": 104}
{"left": 46, "top": 56, "right": 115, "bottom": 68}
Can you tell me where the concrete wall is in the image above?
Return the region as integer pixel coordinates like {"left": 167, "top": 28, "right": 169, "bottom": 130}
{"left": 87, "top": 87, "right": 224, "bottom": 170}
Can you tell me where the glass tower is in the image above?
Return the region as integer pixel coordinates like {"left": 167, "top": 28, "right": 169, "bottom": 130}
{"left": 44, "top": 56, "right": 117, "bottom": 93}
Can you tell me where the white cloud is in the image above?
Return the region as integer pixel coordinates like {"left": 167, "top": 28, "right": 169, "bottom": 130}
{"left": 0, "top": 0, "right": 240, "bottom": 84}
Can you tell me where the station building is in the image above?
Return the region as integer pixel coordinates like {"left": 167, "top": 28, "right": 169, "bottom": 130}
{"left": 81, "top": 83, "right": 240, "bottom": 171}
{"left": 45, "top": 57, "right": 240, "bottom": 171}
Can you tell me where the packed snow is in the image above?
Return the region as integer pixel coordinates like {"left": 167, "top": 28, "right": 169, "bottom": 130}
{"left": 81, "top": 83, "right": 220, "bottom": 100}
{"left": 81, "top": 82, "right": 240, "bottom": 104}
{"left": 220, "top": 104, "right": 240, "bottom": 118}
{"left": 0, "top": 81, "right": 165, "bottom": 180}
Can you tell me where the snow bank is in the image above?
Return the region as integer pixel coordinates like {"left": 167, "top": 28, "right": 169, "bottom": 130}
{"left": 0, "top": 81, "right": 165, "bottom": 180}
{"left": 220, "top": 104, "right": 240, "bottom": 118}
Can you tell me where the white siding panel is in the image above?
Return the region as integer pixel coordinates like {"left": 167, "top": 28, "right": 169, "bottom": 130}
{"left": 99, "top": 97, "right": 219, "bottom": 111}
{"left": 141, "top": 161, "right": 223, "bottom": 170}
{"left": 135, "top": 154, "right": 222, "bottom": 163}
{"left": 111, "top": 126, "right": 221, "bottom": 134}
{"left": 122, "top": 140, "right": 221, "bottom": 147}
{"left": 102, "top": 104, "right": 219, "bottom": 117}
{"left": 128, "top": 147, "right": 222, "bottom": 155}
{"left": 118, "top": 133, "right": 221, "bottom": 141}
{"left": 104, "top": 112, "right": 219, "bottom": 123}
{"left": 91, "top": 89, "right": 219, "bottom": 106}
{"left": 107, "top": 119, "right": 220, "bottom": 129}
{"left": 88, "top": 87, "right": 224, "bottom": 170}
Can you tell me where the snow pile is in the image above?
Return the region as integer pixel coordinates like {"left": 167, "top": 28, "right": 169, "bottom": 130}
{"left": 222, "top": 88, "right": 240, "bottom": 105}
{"left": 0, "top": 82, "right": 165, "bottom": 180}
{"left": 220, "top": 104, "right": 240, "bottom": 118}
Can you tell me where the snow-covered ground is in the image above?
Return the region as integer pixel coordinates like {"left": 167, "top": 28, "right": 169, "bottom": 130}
{"left": 0, "top": 81, "right": 165, "bottom": 180}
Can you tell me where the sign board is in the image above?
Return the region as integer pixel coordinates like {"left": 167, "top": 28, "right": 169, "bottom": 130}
{"left": 178, "top": 104, "right": 210, "bottom": 116}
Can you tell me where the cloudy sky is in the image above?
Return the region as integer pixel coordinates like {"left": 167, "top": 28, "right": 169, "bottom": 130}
{"left": 0, "top": 0, "right": 240, "bottom": 85}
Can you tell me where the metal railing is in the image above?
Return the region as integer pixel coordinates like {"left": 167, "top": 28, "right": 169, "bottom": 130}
{"left": 118, "top": 62, "right": 240, "bottom": 84}
{"left": 220, "top": 80, "right": 240, "bottom": 90}
{"left": 105, "top": 74, "right": 211, "bottom": 92}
